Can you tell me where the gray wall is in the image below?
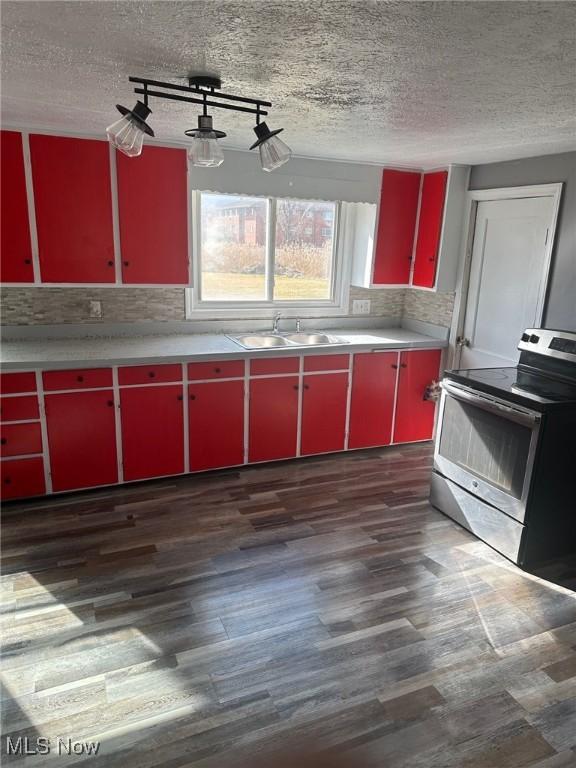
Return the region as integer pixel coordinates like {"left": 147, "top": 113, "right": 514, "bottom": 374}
{"left": 470, "top": 151, "right": 576, "bottom": 331}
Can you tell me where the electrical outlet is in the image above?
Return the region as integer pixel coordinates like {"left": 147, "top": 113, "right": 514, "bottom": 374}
{"left": 352, "top": 299, "right": 371, "bottom": 315}
{"left": 89, "top": 300, "right": 102, "bottom": 319}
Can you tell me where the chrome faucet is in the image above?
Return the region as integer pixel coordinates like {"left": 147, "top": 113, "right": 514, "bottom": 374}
{"left": 272, "top": 312, "right": 282, "bottom": 333}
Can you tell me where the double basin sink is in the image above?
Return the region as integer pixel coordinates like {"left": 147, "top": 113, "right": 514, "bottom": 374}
{"left": 230, "top": 332, "right": 348, "bottom": 350}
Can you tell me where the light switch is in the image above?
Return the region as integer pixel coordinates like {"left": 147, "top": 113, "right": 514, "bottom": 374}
{"left": 352, "top": 299, "right": 371, "bottom": 315}
{"left": 89, "top": 300, "right": 102, "bottom": 319}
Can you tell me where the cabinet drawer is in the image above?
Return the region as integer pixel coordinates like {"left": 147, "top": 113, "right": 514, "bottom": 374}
{"left": 303, "top": 354, "right": 350, "bottom": 372}
{"left": 119, "top": 364, "right": 182, "bottom": 386}
{"left": 1, "top": 457, "right": 45, "bottom": 500}
{"left": 1, "top": 423, "right": 43, "bottom": 457}
{"left": 0, "top": 372, "right": 37, "bottom": 394}
{"left": 187, "top": 360, "right": 245, "bottom": 381}
{"left": 250, "top": 357, "right": 299, "bottom": 376}
{"left": 43, "top": 368, "right": 113, "bottom": 391}
{"left": 0, "top": 395, "right": 40, "bottom": 423}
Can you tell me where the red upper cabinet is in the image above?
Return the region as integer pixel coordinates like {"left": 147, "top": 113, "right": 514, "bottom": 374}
{"left": 249, "top": 377, "right": 299, "bottom": 463}
{"left": 348, "top": 352, "right": 398, "bottom": 449}
{"left": 373, "top": 169, "right": 421, "bottom": 285}
{"left": 412, "top": 171, "right": 447, "bottom": 288}
{"left": 301, "top": 373, "right": 348, "bottom": 456}
{"left": 393, "top": 349, "right": 441, "bottom": 443}
{"left": 117, "top": 146, "right": 189, "bottom": 284}
{"left": 45, "top": 389, "right": 118, "bottom": 491}
{"left": 29, "top": 135, "right": 115, "bottom": 283}
{"left": 120, "top": 384, "right": 184, "bottom": 481}
{"left": 189, "top": 380, "right": 244, "bottom": 471}
{"left": 1, "top": 131, "right": 34, "bottom": 283}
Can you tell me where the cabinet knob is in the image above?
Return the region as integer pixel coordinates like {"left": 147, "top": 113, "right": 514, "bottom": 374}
{"left": 123, "top": 261, "right": 129, "bottom": 267}
{"left": 107, "top": 400, "right": 114, "bottom": 407}
{"left": 428, "top": 258, "right": 435, "bottom": 262}
{"left": 108, "top": 260, "right": 114, "bottom": 267}
{"left": 391, "top": 364, "right": 398, "bottom": 369}
{"left": 177, "top": 394, "right": 183, "bottom": 401}
{"left": 293, "top": 385, "right": 299, "bottom": 390}
{"left": 77, "top": 375, "right": 84, "bottom": 382}
{"left": 304, "top": 384, "right": 310, "bottom": 390}
{"left": 401, "top": 363, "right": 407, "bottom": 368}
{"left": 214, "top": 367, "right": 221, "bottom": 373}
{"left": 24, "top": 258, "right": 32, "bottom": 265}
{"left": 190, "top": 394, "right": 196, "bottom": 400}
{"left": 148, "top": 371, "right": 156, "bottom": 378}
{"left": 1, "top": 438, "right": 7, "bottom": 445}
{"left": 4, "top": 477, "right": 11, "bottom": 484}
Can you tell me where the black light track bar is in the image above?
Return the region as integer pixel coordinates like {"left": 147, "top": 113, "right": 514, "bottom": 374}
{"left": 133, "top": 88, "right": 268, "bottom": 117}
{"left": 128, "top": 76, "right": 272, "bottom": 109}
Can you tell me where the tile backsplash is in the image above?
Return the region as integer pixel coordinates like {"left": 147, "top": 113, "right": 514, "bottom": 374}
{"left": 1, "top": 285, "right": 455, "bottom": 328}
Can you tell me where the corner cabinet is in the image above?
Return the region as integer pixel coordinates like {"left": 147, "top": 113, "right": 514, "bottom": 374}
{"left": 352, "top": 165, "right": 470, "bottom": 292}
{"left": 1, "top": 349, "right": 443, "bottom": 501}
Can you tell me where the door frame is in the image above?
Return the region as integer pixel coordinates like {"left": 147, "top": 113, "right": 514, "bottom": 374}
{"left": 449, "top": 182, "right": 563, "bottom": 368}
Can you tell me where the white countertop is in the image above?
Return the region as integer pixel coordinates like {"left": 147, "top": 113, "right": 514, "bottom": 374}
{"left": 0, "top": 328, "right": 447, "bottom": 371}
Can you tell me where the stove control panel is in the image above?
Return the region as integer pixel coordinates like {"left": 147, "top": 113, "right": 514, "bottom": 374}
{"left": 519, "top": 328, "right": 576, "bottom": 362}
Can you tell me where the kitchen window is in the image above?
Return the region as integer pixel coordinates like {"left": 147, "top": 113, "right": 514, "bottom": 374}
{"left": 188, "top": 192, "right": 348, "bottom": 317}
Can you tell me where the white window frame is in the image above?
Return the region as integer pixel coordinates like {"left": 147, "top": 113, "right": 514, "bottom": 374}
{"left": 186, "top": 191, "right": 351, "bottom": 319}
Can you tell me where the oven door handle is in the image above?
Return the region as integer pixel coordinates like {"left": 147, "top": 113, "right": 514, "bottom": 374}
{"left": 441, "top": 381, "right": 541, "bottom": 427}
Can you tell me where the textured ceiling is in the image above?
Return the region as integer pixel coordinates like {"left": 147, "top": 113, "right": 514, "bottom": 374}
{"left": 2, "top": 1, "right": 575, "bottom": 167}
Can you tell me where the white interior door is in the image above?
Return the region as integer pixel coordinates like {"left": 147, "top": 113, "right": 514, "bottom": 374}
{"left": 459, "top": 195, "right": 556, "bottom": 369}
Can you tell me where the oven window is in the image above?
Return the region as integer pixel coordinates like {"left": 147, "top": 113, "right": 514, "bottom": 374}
{"left": 438, "top": 396, "right": 532, "bottom": 498}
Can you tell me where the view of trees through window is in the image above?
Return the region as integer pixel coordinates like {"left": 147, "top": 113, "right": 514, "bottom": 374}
{"left": 199, "top": 193, "right": 336, "bottom": 303}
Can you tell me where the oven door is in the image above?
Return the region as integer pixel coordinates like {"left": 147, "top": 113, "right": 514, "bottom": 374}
{"left": 434, "top": 380, "right": 542, "bottom": 521}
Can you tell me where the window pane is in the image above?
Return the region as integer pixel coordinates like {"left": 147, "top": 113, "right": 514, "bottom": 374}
{"left": 274, "top": 200, "right": 335, "bottom": 301}
{"left": 200, "top": 193, "right": 267, "bottom": 301}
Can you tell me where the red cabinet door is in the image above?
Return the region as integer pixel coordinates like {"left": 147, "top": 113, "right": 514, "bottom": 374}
{"left": 117, "top": 146, "right": 188, "bottom": 284}
{"left": 189, "top": 380, "right": 244, "bottom": 471}
{"left": 30, "top": 135, "right": 115, "bottom": 283}
{"left": 249, "top": 377, "right": 298, "bottom": 463}
{"left": 348, "top": 352, "right": 398, "bottom": 449}
{"left": 373, "top": 169, "right": 421, "bottom": 285}
{"left": 120, "top": 385, "right": 184, "bottom": 481}
{"left": 1, "top": 457, "right": 45, "bottom": 500}
{"left": 412, "top": 170, "right": 447, "bottom": 288}
{"left": 1, "top": 131, "right": 34, "bottom": 283}
{"left": 45, "top": 390, "right": 118, "bottom": 491}
{"left": 393, "top": 349, "right": 441, "bottom": 443}
{"left": 301, "top": 373, "right": 348, "bottom": 455}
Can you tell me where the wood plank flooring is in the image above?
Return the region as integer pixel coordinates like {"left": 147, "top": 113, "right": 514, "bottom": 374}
{"left": 2, "top": 443, "right": 576, "bottom": 767}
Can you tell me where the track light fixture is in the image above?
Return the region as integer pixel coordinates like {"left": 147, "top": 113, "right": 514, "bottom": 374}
{"left": 106, "top": 75, "right": 292, "bottom": 171}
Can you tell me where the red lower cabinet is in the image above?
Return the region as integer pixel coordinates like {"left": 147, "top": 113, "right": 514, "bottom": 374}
{"left": 1, "top": 457, "right": 45, "bottom": 500}
{"left": 120, "top": 385, "right": 184, "bottom": 481}
{"left": 348, "top": 352, "right": 398, "bottom": 449}
{"left": 189, "top": 380, "right": 244, "bottom": 471}
{"left": 45, "top": 390, "right": 118, "bottom": 491}
{"left": 249, "top": 377, "right": 299, "bottom": 462}
{"left": 393, "top": 349, "right": 442, "bottom": 443}
{"left": 301, "top": 373, "right": 348, "bottom": 455}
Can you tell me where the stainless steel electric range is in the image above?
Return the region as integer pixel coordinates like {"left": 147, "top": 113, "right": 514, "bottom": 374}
{"left": 431, "top": 328, "right": 576, "bottom": 568}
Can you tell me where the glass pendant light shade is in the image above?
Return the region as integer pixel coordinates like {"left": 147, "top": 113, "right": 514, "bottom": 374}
{"left": 185, "top": 115, "right": 226, "bottom": 167}
{"left": 250, "top": 121, "right": 291, "bottom": 172}
{"left": 106, "top": 101, "right": 154, "bottom": 157}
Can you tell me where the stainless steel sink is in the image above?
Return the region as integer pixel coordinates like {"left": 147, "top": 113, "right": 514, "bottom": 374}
{"left": 233, "top": 334, "right": 291, "bottom": 348}
{"left": 283, "top": 333, "right": 338, "bottom": 345}
{"left": 229, "top": 332, "right": 348, "bottom": 350}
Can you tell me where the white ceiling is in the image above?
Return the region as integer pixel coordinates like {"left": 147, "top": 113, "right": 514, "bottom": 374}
{"left": 2, "top": 1, "right": 575, "bottom": 167}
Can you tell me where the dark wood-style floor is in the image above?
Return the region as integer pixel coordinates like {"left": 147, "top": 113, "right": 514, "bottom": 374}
{"left": 2, "top": 444, "right": 576, "bottom": 768}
